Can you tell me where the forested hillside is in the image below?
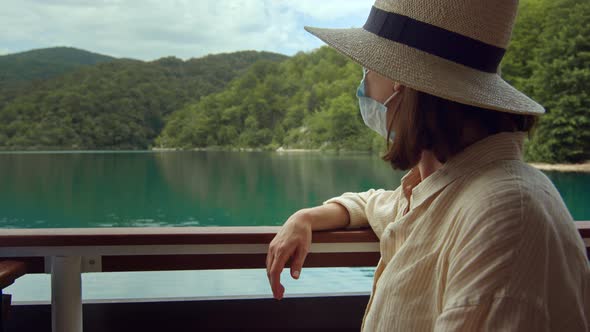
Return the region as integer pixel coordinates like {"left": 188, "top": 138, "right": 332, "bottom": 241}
{"left": 0, "top": 47, "right": 115, "bottom": 84}
{"left": 156, "top": 47, "right": 380, "bottom": 151}
{"left": 0, "top": 50, "right": 287, "bottom": 149}
{"left": 0, "top": 0, "right": 587, "bottom": 163}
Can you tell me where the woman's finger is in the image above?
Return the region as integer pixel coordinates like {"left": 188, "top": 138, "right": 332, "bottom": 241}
{"left": 269, "top": 246, "right": 294, "bottom": 300}
{"left": 290, "top": 246, "right": 308, "bottom": 279}
{"left": 269, "top": 251, "right": 285, "bottom": 299}
{"left": 266, "top": 248, "right": 274, "bottom": 281}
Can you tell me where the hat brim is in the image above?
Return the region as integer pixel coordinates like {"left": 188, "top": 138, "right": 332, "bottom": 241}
{"left": 304, "top": 26, "right": 545, "bottom": 115}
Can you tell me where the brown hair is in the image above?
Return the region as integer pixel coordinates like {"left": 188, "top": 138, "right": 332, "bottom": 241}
{"left": 383, "top": 88, "right": 537, "bottom": 170}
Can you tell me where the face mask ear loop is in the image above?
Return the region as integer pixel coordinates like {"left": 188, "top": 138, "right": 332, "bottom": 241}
{"left": 385, "top": 88, "right": 403, "bottom": 142}
{"left": 383, "top": 89, "right": 400, "bottom": 107}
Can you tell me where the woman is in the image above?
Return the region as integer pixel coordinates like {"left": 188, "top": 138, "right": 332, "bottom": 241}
{"left": 266, "top": 0, "right": 589, "bottom": 331}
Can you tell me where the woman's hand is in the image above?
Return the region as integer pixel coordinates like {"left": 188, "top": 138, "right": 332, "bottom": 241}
{"left": 266, "top": 209, "right": 312, "bottom": 300}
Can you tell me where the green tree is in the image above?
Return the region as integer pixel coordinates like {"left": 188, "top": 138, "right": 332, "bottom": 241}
{"left": 527, "top": 0, "right": 589, "bottom": 162}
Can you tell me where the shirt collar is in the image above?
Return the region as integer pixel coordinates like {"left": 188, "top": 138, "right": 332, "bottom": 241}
{"left": 400, "top": 131, "right": 527, "bottom": 211}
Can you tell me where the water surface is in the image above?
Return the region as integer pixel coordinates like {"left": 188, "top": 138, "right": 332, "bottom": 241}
{"left": 0, "top": 151, "right": 587, "bottom": 229}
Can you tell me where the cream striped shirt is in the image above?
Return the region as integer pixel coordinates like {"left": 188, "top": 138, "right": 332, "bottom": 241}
{"left": 324, "top": 131, "right": 590, "bottom": 331}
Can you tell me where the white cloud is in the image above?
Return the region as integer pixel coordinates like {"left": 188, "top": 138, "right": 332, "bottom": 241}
{"left": 0, "top": 0, "right": 374, "bottom": 60}
{"left": 278, "top": 0, "right": 372, "bottom": 21}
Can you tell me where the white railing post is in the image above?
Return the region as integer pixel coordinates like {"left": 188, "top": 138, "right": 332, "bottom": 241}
{"left": 51, "top": 255, "right": 83, "bottom": 332}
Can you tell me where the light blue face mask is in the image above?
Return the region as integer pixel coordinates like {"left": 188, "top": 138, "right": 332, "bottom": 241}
{"left": 356, "top": 68, "right": 400, "bottom": 141}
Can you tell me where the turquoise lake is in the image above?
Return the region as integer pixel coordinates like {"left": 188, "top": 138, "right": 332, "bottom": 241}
{"left": 1, "top": 151, "right": 588, "bottom": 302}
{"left": 0, "top": 151, "right": 588, "bottom": 228}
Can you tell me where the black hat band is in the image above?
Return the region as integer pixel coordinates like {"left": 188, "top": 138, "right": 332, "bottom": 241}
{"left": 363, "top": 6, "right": 505, "bottom": 73}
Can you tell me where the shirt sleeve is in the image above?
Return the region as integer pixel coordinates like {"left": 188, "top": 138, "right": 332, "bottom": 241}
{"left": 322, "top": 189, "right": 385, "bottom": 229}
{"left": 434, "top": 182, "right": 551, "bottom": 331}
{"left": 436, "top": 182, "right": 590, "bottom": 331}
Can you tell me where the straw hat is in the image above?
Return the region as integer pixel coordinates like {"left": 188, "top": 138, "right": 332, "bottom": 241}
{"left": 304, "top": 0, "right": 545, "bottom": 115}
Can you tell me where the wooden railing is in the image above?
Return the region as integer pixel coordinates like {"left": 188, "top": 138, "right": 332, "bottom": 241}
{"left": 0, "top": 226, "right": 380, "bottom": 273}
{"left": 0, "top": 223, "right": 587, "bottom": 273}
{"left": 0, "top": 222, "right": 588, "bottom": 332}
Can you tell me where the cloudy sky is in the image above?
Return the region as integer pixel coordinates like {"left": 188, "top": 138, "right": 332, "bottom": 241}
{"left": 0, "top": 0, "right": 374, "bottom": 60}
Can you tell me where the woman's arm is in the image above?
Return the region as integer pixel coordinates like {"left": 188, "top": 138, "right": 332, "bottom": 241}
{"left": 297, "top": 202, "right": 351, "bottom": 231}
{"left": 265, "top": 203, "right": 350, "bottom": 300}
{"left": 266, "top": 188, "right": 386, "bottom": 300}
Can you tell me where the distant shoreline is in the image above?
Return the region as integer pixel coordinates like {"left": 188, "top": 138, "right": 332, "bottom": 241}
{"left": 188, "top": 147, "right": 590, "bottom": 172}
{"left": 202, "top": 147, "right": 590, "bottom": 172}
{"left": 528, "top": 162, "right": 590, "bottom": 173}
{"left": 275, "top": 147, "right": 321, "bottom": 153}
{"left": 2, "top": 147, "right": 589, "bottom": 173}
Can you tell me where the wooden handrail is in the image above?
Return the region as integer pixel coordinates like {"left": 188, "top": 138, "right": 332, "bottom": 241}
{"left": 0, "top": 226, "right": 378, "bottom": 247}
{"left": 0, "top": 223, "right": 587, "bottom": 247}
{"left": 0, "top": 223, "right": 587, "bottom": 274}
{"left": 0, "top": 227, "right": 381, "bottom": 273}
{"left": 0, "top": 261, "right": 26, "bottom": 289}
